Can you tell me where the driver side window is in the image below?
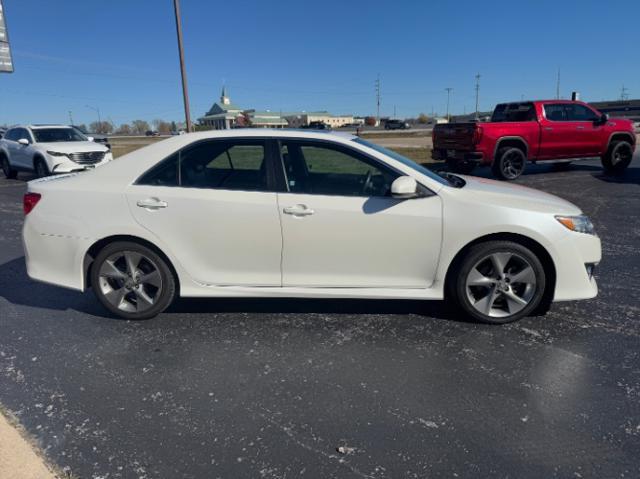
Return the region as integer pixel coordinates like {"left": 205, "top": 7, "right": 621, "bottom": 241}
{"left": 280, "top": 141, "right": 398, "bottom": 197}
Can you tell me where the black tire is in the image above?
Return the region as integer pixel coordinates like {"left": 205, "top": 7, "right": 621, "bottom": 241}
{"left": 1, "top": 155, "right": 18, "bottom": 179}
{"left": 446, "top": 159, "right": 476, "bottom": 175}
{"left": 90, "top": 241, "right": 176, "bottom": 320}
{"left": 492, "top": 147, "right": 526, "bottom": 180}
{"left": 34, "top": 157, "right": 50, "bottom": 178}
{"left": 601, "top": 140, "right": 633, "bottom": 174}
{"left": 448, "top": 241, "right": 546, "bottom": 324}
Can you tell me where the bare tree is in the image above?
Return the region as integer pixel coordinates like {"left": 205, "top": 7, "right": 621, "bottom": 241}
{"left": 115, "top": 123, "right": 132, "bottom": 135}
{"left": 131, "top": 120, "right": 150, "bottom": 135}
{"left": 89, "top": 121, "right": 114, "bottom": 135}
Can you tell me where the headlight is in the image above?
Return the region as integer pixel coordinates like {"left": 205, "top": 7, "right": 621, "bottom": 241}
{"left": 46, "top": 150, "right": 68, "bottom": 157}
{"left": 555, "top": 215, "right": 596, "bottom": 235}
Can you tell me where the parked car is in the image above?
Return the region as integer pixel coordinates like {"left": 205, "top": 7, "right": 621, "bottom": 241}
{"left": 22, "top": 130, "right": 600, "bottom": 324}
{"left": 145, "top": 130, "right": 160, "bottom": 137}
{"left": 0, "top": 125, "right": 113, "bottom": 179}
{"left": 385, "top": 119, "right": 411, "bottom": 130}
{"left": 0, "top": 128, "right": 6, "bottom": 138}
{"left": 432, "top": 100, "right": 636, "bottom": 179}
{"left": 70, "top": 125, "right": 111, "bottom": 150}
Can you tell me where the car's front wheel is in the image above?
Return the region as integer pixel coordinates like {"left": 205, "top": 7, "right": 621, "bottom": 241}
{"left": 450, "top": 241, "right": 546, "bottom": 324}
{"left": 601, "top": 140, "right": 633, "bottom": 174}
{"left": 34, "top": 157, "right": 50, "bottom": 178}
{"left": 90, "top": 241, "right": 176, "bottom": 320}
{"left": 1, "top": 155, "right": 17, "bottom": 179}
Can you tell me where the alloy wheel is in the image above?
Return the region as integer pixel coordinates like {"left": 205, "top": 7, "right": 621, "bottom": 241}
{"left": 612, "top": 143, "right": 632, "bottom": 166}
{"left": 98, "top": 251, "right": 163, "bottom": 313}
{"left": 501, "top": 151, "right": 525, "bottom": 179}
{"left": 465, "top": 252, "right": 537, "bottom": 318}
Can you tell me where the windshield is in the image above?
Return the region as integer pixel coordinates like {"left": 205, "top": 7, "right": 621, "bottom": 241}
{"left": 33, "top": 128, "right": 88, "bottom": 143}
{"left": 353, "top": 137, "right": 450, "bottom": 186}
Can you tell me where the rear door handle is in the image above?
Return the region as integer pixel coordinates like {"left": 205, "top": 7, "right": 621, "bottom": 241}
{"left": 283, "top": 204, "right": 314, "bottom": 216}
{"left": 137, "top": 198, "right": 168, "bottom": 210}
{"left": 544, "top": 127, "right": 553, "bottom": 131}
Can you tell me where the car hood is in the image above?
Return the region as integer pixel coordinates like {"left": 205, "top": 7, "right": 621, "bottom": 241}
{"left": 454, "top": 175, "right": 582, "bottom": 215}
{"left": 38, "top": 141, "right": 109, "bottom": 153}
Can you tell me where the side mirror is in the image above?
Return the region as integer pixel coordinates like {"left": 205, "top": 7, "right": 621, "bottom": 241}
{"left": 18, "top": 138, "right": 30, "bottom": 146}
{"left": 595, "top": 113, "right": 609, "bottom": 125}
{"left": 87, "top": 136, "right": 95, "bottom": 142}
{"left": 391, "top": 176, "right": 419, "bottom": 199}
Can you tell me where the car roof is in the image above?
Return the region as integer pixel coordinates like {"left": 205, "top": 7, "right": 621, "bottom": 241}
{"left": 28, "top": 124, "right": 73, "bottom": 129}
{"left": 181, "top": 128, "right": 356, "bottom": 141}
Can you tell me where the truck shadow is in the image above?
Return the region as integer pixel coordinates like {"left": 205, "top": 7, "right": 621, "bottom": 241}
{"left": 0, "top": 256, "right": 462, "bottom": 322}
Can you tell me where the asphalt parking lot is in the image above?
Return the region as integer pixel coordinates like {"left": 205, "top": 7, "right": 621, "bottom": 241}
{"left": 1, "top": 156, "right": 639, "bottom": 478}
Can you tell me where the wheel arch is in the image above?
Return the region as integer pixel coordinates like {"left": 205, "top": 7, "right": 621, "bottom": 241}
{"left": 83, "top": 234, "right": 181, "bottom": 294}
{"left": 494, "top": 136, "right": 529, "bottom": 160}
{"left": 444, "top": 232, "right": 556, "bottom": 310}
{"left": 606, "top": 132, "right": 635, "bottom": 150}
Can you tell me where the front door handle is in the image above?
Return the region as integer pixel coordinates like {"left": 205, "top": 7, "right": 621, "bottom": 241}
{"left": 283, "top": 204, "right": 315, "bottom": 216}
{"left": 544, "top": 127, "right": 553, "bottom": 131}
{"left": 137, "top": 198, "right": 168, "bottom": 210}
{"left": 576, "top": 125, "right": 585, "bottom": 130}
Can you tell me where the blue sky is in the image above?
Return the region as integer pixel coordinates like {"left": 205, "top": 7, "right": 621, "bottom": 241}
{"left": 1, "top": 0, "right": 638, "bottom": 126}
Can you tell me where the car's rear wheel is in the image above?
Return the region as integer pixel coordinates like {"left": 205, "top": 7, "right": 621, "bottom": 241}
{"left": 492, "top": 147, "right": 526, "bottom": 180}
{"left": 90, "top": 241, "right": 176, "bottom": 320}
{"left": 450, "top": 241, "right": 546, "bottom": 324}
{"left": 601, "top": 140, "right": 633, "bottom": 174}
{"left": 34, "top": 157, "right": 50, "bottom": 178}
{"left": 1, "top": 156, "right": 17, "bottom": 179}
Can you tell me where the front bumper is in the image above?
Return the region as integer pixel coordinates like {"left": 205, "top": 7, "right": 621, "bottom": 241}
{"left": 48, "top": 153, "right": 113, "bottom": 174}
{"left": 552, "top": 232, "right": 601, "bottom": 301}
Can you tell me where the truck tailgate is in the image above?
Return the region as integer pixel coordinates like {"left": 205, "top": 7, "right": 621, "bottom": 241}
{"left": 433, "top": 123, "right": 477, "bottom": 150}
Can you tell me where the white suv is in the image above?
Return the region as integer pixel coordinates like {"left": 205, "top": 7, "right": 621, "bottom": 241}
{"left": 0, "top": 124, "right": 112, "bottom": 179}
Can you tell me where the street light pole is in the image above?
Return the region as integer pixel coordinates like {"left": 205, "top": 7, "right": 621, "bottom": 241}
{"left": 173, "top": 0, "right": 192, "bottom": 132}
{"left": 445, "top": 87, "right": 453, "bottom": 121}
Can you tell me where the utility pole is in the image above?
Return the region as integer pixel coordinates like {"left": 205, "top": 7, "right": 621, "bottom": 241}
{"left": 620, "top": 84, "right": 629, "bottom": 101}
{"left": 474, "top": 73, "right": 480, "bottom": 120}
{"left": 556, "top": 68, "right": 561, "bottom": 99}
{"left": 393, "top": 104, "right": 396, "bottom": 119}
{"left": 445, "top": 87, "right": 453, "bottom": 121}
{"left": 68, "top": 110, "right": 74, "bottom": 125}
{"left": 375, "top": 74, "right": 380, "bottom": 125}
{"left": 173, "top": 0, "right": 192, "bottom": 132}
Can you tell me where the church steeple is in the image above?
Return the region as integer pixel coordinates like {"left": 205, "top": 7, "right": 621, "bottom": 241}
{"left": 220, "top": 85, "right": 230, "bottom": 105}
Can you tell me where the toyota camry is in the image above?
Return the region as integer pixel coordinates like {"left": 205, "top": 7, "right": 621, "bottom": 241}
{"left": 22, "top": 130, "right": 601, "bottom": 323}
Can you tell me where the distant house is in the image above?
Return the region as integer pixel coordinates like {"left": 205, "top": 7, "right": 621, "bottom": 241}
{"left": 284, "top": 112, "right": 354, "bottom": 128}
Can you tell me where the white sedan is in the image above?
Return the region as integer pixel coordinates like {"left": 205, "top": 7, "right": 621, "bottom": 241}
{"left": 22, "top": 130, "right": 600, "bottom": 323}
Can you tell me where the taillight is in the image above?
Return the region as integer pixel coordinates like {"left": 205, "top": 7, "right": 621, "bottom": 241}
{"left": 472, "top": 126, "right": 483, "bottom": 144}
{"left": 23, "top": 193, "right": 41, "bottom": 215}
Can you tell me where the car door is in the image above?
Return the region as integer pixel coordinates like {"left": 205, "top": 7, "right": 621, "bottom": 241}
{"left": 13, "top": 128, "right": 35, "bottom": 169}
{"left": 126, "top": 138, "right": 283, "bottom": 287}
{"left": 566, "top": 103, "right": 605, "bottom": 156}
{"left": 539, "top": 103, "right": 590, "bottom": 159}
{"left": 3, "top": 128, "right": 27, "bottom": 168}
{"left": 276, "top": 139, "right": 442, "bottom": 289}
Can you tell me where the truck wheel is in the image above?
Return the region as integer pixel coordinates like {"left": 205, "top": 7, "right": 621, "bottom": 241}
{"left": 602, "top": 141, "right": 633, "bottom": 174}
{"left": 448, "top": 240, "right": 546, "bottom": 324}
{"left": 446, "top": 159, "right": 475, "bottom": 175}
{"left": 492, "top": 147, "right": 526, "bottom": 180}
{"left": 34, "top": 157, "right": 50, "bottom": 178}
{"left": 1, "top": 155, "right": 18, "bottom": 179}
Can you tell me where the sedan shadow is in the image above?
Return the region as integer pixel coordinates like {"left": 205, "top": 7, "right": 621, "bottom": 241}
{"left": 0, "top": 256, "right": 460, "bottom": 322}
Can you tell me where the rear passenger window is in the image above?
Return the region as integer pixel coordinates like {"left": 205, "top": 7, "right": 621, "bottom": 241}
{"left": 137, "top": 140, "right": 270, "bottom": 191}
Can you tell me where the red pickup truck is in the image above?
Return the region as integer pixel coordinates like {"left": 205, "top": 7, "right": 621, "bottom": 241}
{"left": 432, "top": 100, "right": 636, "bottom": 180}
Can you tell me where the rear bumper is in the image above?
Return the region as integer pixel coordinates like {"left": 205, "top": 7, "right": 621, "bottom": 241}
{"left": 432, "top": 149, "right": 484, "bottom": 163}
